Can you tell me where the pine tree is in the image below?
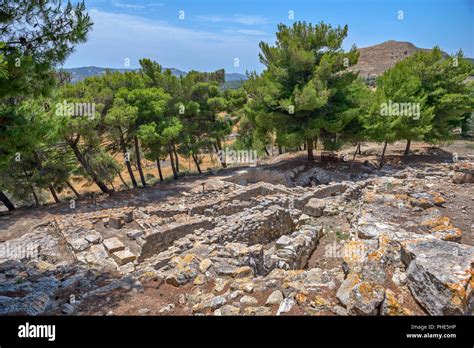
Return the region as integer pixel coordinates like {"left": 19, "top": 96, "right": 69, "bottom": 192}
{"left": 0, "top": 0, "right": 92, "bottom": 210}
{"left": 246, "top": 21, "right": 360, "bottom": 161}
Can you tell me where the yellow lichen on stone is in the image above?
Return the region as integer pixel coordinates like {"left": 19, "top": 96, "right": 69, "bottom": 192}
{"left": 194, "top": 274, "right": 207, "bottom": 285}
{"left": 294, "top": 292, "right": 308, "bottom": 304}
{"left": 447, "top": 283, "right": 467, "bottom": 307}
{"left": 423, "top": 216, "right": 451, "bottom": 228}
{"left": 311, "top": 295, "right": 330, "bottom": 307}
{"left": 383, "top": 289, "right": 412, "bottom": 316}
{"left": 394, "top": 194, "right": 410, "bottom": 201}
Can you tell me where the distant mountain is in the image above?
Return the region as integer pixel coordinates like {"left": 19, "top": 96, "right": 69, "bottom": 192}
{"left": 225, "top": 73, "right": 247, "bottom": 82}
{"left": 348, "top": 40, "right": 474, "bottom": 79}
{"left": 62, "top": 66, "right": 246, "bottom": 84}
{"left": 349, "top": 41, "right": 432, "bottom": 78}
{"left": 62, "top": 43, "right": 471, "bottom": 86}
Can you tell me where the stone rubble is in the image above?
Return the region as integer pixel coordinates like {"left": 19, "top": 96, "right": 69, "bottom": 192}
{"left": 0, "top": 158, "right": 472, "bottom": 316}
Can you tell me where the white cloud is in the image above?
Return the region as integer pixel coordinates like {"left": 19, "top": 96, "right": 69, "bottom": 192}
{"left": 64, "top": 10, "right": 265, "bottom": 72}
{"left": 196, "top": 14, "right": 271, "bottom": 26}
{"left": 111, "top": 1, "right": 145, "bottom": 10}
{"left": 111, "top": 1, "right": 164, "bottom": 10}
{"left": 223, "top": 29, "right": 269, "bottom": 36}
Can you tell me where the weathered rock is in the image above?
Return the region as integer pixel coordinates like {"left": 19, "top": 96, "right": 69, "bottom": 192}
{"left": 61, "top": 303, "right": 75, "bottom": 315}
{"left": 199, "top": 259, "right": 213, "bottom": 273}
{"left": 210, "top": 295, "right": 227, "bottom": 309}
{"left": 0, "top": 292, "right": 52, "bottom": 315}
{"left": 336, "top": 273, "right": 360, "bottom": 307}
{"left": 453, "top": 172, "right": 474, "bottom": 184}
{"left": 401, "top": 239, "right": 474, "bottom": 315}
{"left": 276, "top": 297, "right": 295, "bottom": 315}
{"left": 215, "top": 304, "right": 240, "bottom": 316}
{"left": 159, "top": 303, "right": 175, "bottom": 313}
{"left": 164, "top": 254, "right": 200, "bottom": 286}
{"left": 275, "top": 235, "right": 292, "bottom": 249}
{"left": 381, "top": 289, "right": 412, "bottom": 316}
{"left": 194, "top": 274, "right": 207, "bottom": 285}
{"left": 303, "top": 198, "right": 326, "bottom": 217}
{"left": 265, "top": 290, "right": 284, "bottom": 306}
{"left": 331, "top": 305, "right": 348, "bottom": 316}
{"left": 232, "top": 266, "right": 254, "bottom": 278}
{"left": 240, "top": 295, "right": 258, "bottom": 305}
{"left": 138, "top": 308, "right": 150, "bottom": 315}
{"left": 392, "top": 268, "right": 407, "bottom": 287}
{"left": 244, "top": 306, "right": 272, "bottom": 315}
{"left": 346, "top": 282, "right": 385, "bottom": 315}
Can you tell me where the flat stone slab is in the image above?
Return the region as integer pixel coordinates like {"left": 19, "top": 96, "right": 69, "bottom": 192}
{"left": 89, "top": 244, "right": 109, "bottom": 260}
{"left": 112, "top": 249, "right": 136, "bottom": 265}
{"left": 67, "top": 237, "right": 89, "bottom": 252}
{"left": 85, "top": 232, "right": 102, "bottom": 244}
{"left": 103, "top": 237, "right": 125, "bottom": 253}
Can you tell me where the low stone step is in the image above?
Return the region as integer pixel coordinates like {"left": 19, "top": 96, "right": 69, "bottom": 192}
{"left": 112, "top": 249, "right": 136, "bottom": 265}
{"left": 103, "top": 237, "right": 125, "bottom": 253}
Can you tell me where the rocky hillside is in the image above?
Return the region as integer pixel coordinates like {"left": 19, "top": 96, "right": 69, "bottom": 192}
{"left": 349, "top": 40, "right": 432, "bottom": 78}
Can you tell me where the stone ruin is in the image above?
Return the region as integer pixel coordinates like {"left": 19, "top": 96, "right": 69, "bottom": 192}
{"left": 0, "top": 161, "right": 473, "bottom": 316}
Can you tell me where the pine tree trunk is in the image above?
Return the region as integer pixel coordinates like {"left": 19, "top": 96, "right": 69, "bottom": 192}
{"left": 156, "top": 159, "right": 164, "bottom": 181}
{"left": 115, "top": 169, "right": 129, "bottom": 189}
{"left": 264, "top": 147, "right": 270, "bottom": 156}
{"left": 48, "top": 185, "right": 60, "bottom": 203}
{"left": 173, "top": 145, "right": 180, "bottom": 173}
{"left": 307, "top": 139, "right": 314, "bottom": 161}
{"left": 349, "top": 143, "right": 360, "bottom": 169}
{"left": 31, "top": 190, "right": 39, "bottom": 206}
{"left": 192, "top": 154, "right": 202, "bottom": 174}
{"left": 120, "top": 135, "right": 138, "bottom": 188}
{"left": 358, "top": 143, "right": 362, "bottom": 155}
{"left": 32, "top": 151, "right": 60, "bottom": 203}
{"left": 68, "top": 140, "right": 110, "bottom": 194}
{"left": 404, "top": 139, "right": 411, "bottom": 156}
{"left": 278, "top": 145, "right": 283, "bottom": 155}
{"left": 65, "top": 180, "right": 80, "bottom": 198}
{"left": 134, "top": 136, "right": 146, "bottom": 186}
{"left": 353, "top": 143, "right": 361, "bottom": 161}
{"left": 214, "top": 141, "right": 227, "bottom": 168}
{"left": 0, "top": 191, "right": 15, "bottom": 211}
{"left": 168, "top": 144, "right": 178, "bottom": 180}
{"left": 22, "top": 169, "right": 39, "bottom": 206}
{"left": 380, "top": 140, "right": 388, "bottom": 168}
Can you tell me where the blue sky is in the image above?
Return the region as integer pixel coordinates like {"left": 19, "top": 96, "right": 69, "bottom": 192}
{"left": 63, "top": 0, "right": 474, "bottom": 73}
